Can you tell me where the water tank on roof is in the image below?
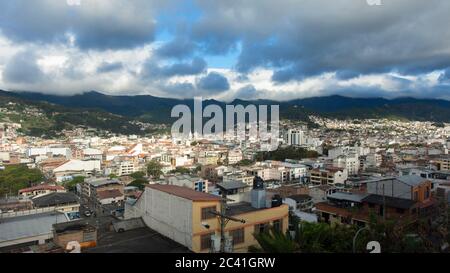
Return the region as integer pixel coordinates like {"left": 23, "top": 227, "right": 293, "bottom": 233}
{"left": 271, "top": 194, "right": 283, "bottom": 208}
{"left": 253, "top": 176, "right": 264, "bottom": 190}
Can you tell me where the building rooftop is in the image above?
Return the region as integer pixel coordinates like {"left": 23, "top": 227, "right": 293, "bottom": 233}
{"left": 287, "top": 194, "right": 312, "bottom": 203}
{"left": 361, "top": 194, "right": 417, "bottom": 209}
{"left": 146, "top": 184, "right": 221, "bottom": 202}
{"left": 327, "top": 192, "right": 369, "bottom": 203}
{"left": 396, "top": 175, "right": 427, "bottom": 186}
{"left": 32, "top": 192, "right": 79, "bottom": 208}
{"left": 19, "top": 184, "right": 65, "bottom": 194}
{"left": 0, "top": 212, "right": 69, "bottom": 243}
{"left": 216, "top": 181, "right": 249, "bottom": 191}
{"left": 97, "top": 189, "right": 123, "bottom": 200}
{"left": 53, "top": 220, "right": 96, "bottom": 234}
{"left": 85, "top": 177, "right": 120, "bottom": 187}
{"left": 227, "top": 202, "right": 261, "bottom": 216}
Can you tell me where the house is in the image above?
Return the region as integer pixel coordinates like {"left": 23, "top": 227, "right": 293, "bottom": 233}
{"left": 227, "top": 149, "right": 243, "bottom": 165}
{"left": 82, "top": 177, "right": 124, "bottom": 206}
{"left": 436, "top": 156, "right": 450, "bottom": 171}
{"left": 104, "top": 156, "right": 141, "bottom": 177}
{"left": 222, "top": 171, "right": 255, "bottom": 187}
{"left": 284, "top": 194, "right": 318, "bottom": 223}
{"left": 166, "top": 174, "right": 209, "bottom": 193}
{"left": 124, "top": 184, "right": 289, "bottom": 253}
{"left": 31, "top": 192, "right": 80, "bottom": 217}
{"left": 97, "top": 189, "right": 124, "bottom": 205}
{"left": 310, "top": 167, "right": 348, "bottom": 185}
{"left": 315, "top": 190, "right": 423, "bottom": 227}
{"left": 215, "top": 181, "right": 250, "bottom": 204}
{"left": 364, "top": 175, "right": 433, "bottom": 202}
{"left": 284, "top": 194, "right": 314, "bottom": 212}
{"left": 19, "top": 184, "right": 66, "bottom": 198}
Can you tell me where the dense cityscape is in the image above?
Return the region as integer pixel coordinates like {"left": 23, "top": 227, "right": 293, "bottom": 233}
{"left": 0, "top": 1, "right": 450, "bottom": 267}
{"left": 1, "top": 109, "right": 449, "bottom": 253}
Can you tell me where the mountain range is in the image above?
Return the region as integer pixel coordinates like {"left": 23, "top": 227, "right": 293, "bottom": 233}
{"left": 1, "top": 89, "right": 449, "bottom": 137}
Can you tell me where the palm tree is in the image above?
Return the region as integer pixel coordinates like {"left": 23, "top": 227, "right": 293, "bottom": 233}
{"left": 249, "top": 227, "right": 298, "bottom": 253}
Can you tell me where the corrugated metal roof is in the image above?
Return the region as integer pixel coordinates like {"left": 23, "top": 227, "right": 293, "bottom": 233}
{"left": 328, "top": 192, "right": 369, "bottom": 203}
{"left": 397, "top": 175, "right": 427, "bottom": 186}
{"left": 0, "top": 212, "right": 69, "bottom": 243}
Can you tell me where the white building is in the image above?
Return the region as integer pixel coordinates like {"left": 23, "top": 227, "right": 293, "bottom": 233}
{"left": 333, "top": 154, "right": 360, "bottom": 176}
{"left": 27, "top": 147, "right": 72, "bottom": 159}
{"left": 166, "top": 174, "right": 209, "bottom": 193}
{"left": 285, "top": 129, "right": 306, "bottom": 146}
{"left": 53, "top": 160, "right": 101, "bottom": 182}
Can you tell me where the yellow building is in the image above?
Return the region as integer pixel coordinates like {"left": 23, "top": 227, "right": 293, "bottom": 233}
{"left": 125, "top": 184, "right": 289, "bottom": 253}
{"left": 436, "top": 157, "right": 450, "bottom": 171}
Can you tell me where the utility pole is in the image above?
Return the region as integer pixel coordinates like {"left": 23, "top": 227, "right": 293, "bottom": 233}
{"left": 209, "top": 190, "right": 245, "bottom": 253}
{"left": 382, "top": 184, "right": 386, "bottom": 221}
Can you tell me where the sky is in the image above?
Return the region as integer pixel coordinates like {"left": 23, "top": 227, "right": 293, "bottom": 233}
{"left": 0, "top": 0, "right": 449, "bottom": 101}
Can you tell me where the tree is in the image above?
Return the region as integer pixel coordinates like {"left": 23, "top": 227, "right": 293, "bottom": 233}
{"left": 234, "top": 159, "right": 254, "bottom": 166}
{"left": 169, "top": 167, "right": 191, "bottom": 175}
{"left": 128, "top": 178, "right": 148, "bottom": 190}
{"left": 130, "top": 171, "right": 145, "bottom": 180}
{"left": 147, "top": 160, "right": 163, "bottom": 178}
{"left": 0, "top": 164, "right": 44, "bottom": 197}
{"left": 256, "top": 146, "right": 319, "bottom": 162}
{"left": 64, "top": 176, "right": 85, "bottom": 192}
{"left": 249, "top": 227, "right": 298, "bottom": 253}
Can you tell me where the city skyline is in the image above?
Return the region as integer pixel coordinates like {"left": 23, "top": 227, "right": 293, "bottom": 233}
{"left": 0, "top": 0, "right": 449, "bottom": 101}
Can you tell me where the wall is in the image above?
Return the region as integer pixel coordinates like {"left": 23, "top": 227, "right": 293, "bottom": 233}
{"left": 191, "top": 203, "right": 289, "bottom": 253}
{"left": 140, "top": 188, "right": 195, "bottom": 250}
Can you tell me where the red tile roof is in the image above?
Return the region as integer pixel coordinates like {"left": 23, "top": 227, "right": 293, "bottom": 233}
{"left": 19, "top": 184, "right": 65, "bottom": 194}
{"left": 97, "top": 189, "right": 123, "bottom": 200}
{"left": 146, "top": 184, "right": 221, "bottom": 202}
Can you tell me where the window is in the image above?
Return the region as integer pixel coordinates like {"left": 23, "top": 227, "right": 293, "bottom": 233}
{"left": 201, "top": 206, "right": 216, "bottom": 220}
{"left": 254, "top": 222, "right": 269, "bottom": 234}
{"left": 368, "top": 203, "right": 375, "bottom": 208}
{"left": 230, "top": 228, "right": 245, "bottom": 245}
{"left": 425, "top": 187, "right": 430, "bottom": 199}
{"left": 379, "top": 205, "right": 384, "bottom": 216}
{"left": 200, "top": 233, "right": 213, "bottom": 250}
{"left": 396, "top": 208, "right": 405, "bottom": 214}
{"left": 414, "top": 191, "right": 418, "bottom": 201}
{"left": 273, "top": 219, "right": 283, "bottom": 232}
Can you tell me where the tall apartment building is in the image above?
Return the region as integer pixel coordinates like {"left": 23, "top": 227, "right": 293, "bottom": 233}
{"left": 285, "top": 129, "right": 306, "bottom": 146}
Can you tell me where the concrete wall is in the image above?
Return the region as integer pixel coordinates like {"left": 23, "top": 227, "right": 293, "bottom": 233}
{"left": 140, "top": 188, "right": 194, "bottom": 250}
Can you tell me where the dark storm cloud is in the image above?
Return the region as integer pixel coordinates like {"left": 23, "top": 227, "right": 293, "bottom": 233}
{"left": 0, "top": 0, "right": 164, "bottom": 50}
{"left": 235, "top": 84, "right": 258, "bottom": 99}
{"left": 97, "top": 62, "right": 124, "bottom": 73}
{"left": 439, "top": 68, "right": 450, "bottom": 82}
{"left": 2, "top": 51, "right": 45, "bottom": 84}
{"left": 141, "top": 57, "right": 207, "bottom": 79}
{"left": 161, "top": 82, "right": 196, "bottom": 96}
{"left": 190, "top": 0, "right": 450, "bottom": 82}
{"left": 197, "top": 72, "right": 230, "bottom": 92}
{"left": 155, "top": 38, "right": 197, "bottom": 59}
